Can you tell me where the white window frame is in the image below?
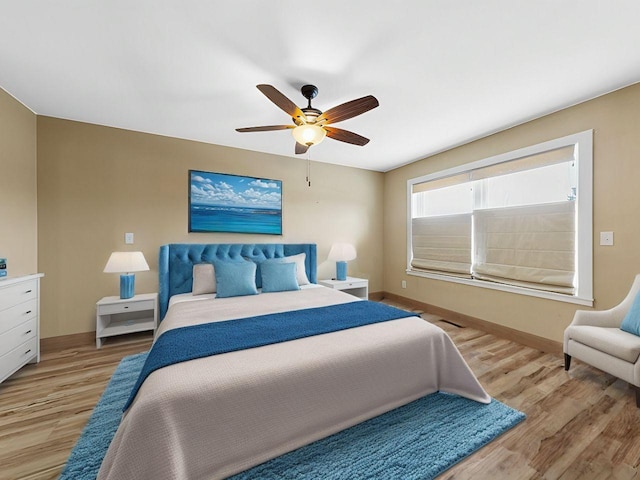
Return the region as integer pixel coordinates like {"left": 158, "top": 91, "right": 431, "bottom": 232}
{"left": 406, "top": 130, "right": 593, "bottom": 306}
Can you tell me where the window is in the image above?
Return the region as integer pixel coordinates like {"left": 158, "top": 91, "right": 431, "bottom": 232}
{"left": 407, "top": 130, "right": 593, "bottom": 306}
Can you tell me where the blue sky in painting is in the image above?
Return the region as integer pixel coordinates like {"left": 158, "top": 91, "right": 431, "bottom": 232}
{"left": 190, "top": 171, "right": 282, "bottom": 209}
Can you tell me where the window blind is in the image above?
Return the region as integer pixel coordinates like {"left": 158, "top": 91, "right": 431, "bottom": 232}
{"left": 470, "top": 145, "right": 575, "bottom": 181}
{"left": 411, "top": 145, "right": 575, "bottom": 194}
{"left": 411, "top": 213, "right": 472, "bottom": 276}
{"left": 412, "top": 172, "right": 469, "bottom": 194}
{"left": 472, "top": 201, "right": 575, "bottom": 294}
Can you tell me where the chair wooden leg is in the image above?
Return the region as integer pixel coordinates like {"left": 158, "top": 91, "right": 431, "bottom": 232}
{"left": 564, "top": 353, "right": 571, "bottom": 371}
{"left": 634, "top": 385, "right": 640, "bottom": 408}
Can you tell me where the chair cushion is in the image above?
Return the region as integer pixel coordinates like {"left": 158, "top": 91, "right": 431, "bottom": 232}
{"left": 621, "top": 290, "right": 640, "bottom": 336}
{"left": 567, "top": 325, "right": 640, "bottom": 363}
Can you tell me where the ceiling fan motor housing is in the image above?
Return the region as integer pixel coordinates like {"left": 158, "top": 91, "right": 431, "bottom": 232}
{"left": 296, "top": 85, "right": 322, "bottom": 124}
{"left": 297, "top": 107, "right": 321, "bottom": 124}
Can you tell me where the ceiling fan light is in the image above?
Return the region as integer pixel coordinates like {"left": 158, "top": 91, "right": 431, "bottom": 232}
{"left": 292, "top": 124, "right": 326, "bottom": 147}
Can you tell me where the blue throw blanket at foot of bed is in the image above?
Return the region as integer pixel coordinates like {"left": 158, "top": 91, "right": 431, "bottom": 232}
{"left": 123, "top": 300, "right": 415, "bottom": 410}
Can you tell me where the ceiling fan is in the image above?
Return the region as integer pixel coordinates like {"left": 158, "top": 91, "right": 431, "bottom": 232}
{"left": 236, "top": 84, "right": 379, "bottom": 154}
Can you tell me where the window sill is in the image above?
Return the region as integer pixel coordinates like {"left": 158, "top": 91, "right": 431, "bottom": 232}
{"left": 406, "top": 269, "right": 594, "bottom": 307}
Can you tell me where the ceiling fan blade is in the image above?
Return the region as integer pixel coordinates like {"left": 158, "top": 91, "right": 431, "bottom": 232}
{"left": 316, "top": 95, "right": 379, "bottom": 125}
{"left": 295, "top": 142, "right": 309, "bottom": 155}
{"left": 324, "top": 127, "right": 370, "bottom": 146}
{"left": 236, "top": 125, "right": 294, "bottom": 132}
{"left": 257, "top": 84, "right": 307, "bottom": 123}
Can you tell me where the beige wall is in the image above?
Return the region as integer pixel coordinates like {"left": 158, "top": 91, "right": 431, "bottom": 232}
{"left": 25, "top": 82, "right": 640, "bottom": 342}
{"left": 0, "top": 88, "right": 37, "bottom": 276}
{"left": 384, "top": 82, "right": 640, "bottom": 343}
{"left": 37, "top": 117, "right": 384, "bottom": 338}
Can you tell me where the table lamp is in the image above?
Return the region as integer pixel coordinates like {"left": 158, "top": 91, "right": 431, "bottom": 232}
{"left": 103, "top": 251, "right": 149, "bottom": 299}
{"left": 328, "top": 243, "right": 357, "bottom": 281}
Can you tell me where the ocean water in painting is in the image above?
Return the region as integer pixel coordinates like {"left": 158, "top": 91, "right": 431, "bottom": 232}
{"left": 189, "top": 170, "right": 283, "bottom": 235}
{"left": 190, "top": 204, "right": 282, "bottom": 235}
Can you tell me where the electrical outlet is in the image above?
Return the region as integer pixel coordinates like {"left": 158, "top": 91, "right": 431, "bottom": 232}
{"left": 125, "top": 232, "right": 134, "bottom": 244}
{"left": 401, "top": 280, "right": 407, "bottom": 289}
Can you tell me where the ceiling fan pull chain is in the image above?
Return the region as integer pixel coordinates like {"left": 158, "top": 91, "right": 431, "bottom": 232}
{"left": 307, "top": 151, "right": 311, "bottom": 187}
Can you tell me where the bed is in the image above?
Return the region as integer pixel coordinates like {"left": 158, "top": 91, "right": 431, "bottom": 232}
{"left": 98, "top": 243, "right": 490, "bottom": 480}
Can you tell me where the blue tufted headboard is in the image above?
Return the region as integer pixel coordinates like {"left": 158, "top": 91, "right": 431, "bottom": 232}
{"left": 158, "top": 243, "right": 317, "bottom": 320}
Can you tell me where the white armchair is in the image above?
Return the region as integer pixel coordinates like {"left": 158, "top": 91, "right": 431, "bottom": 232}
{"left": 564, "top": 274, "right": 640, "bottom": 407}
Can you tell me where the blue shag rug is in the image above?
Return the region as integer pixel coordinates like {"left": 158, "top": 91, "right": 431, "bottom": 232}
{"left": 61, "top": 352, "right": 525, "bottom": 480}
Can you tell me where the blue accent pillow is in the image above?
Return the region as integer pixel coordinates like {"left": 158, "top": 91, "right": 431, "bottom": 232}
{"left": 246, "top": 257, "right": 265, "bottom": 289}
{"left": 214, "top": 260, "right": 258, "bottom": 298}
{"left": 621, "top": 291, "right": 640, "bottom": 336}
{"left": 264, "top": 253, "right": 310, "bottom": 286}
{"left": 261, "top": 261, "right": 300, "bottom": 293}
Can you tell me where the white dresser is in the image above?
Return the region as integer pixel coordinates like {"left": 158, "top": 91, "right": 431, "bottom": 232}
{"left": 0, "top": 274, "right": 44, "bottom": 384}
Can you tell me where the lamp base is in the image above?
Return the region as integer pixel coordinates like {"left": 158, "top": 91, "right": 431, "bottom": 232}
{"left": 335, "top": 261, "right": 347, "bottom": 281}
{"left": 120, "top": 273, "right": 135, "bottom": 299}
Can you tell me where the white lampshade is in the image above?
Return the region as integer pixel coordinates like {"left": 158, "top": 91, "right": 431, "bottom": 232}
{"left": 103, "top": 251, "right": 150, "bottom": 274}
{"left": 327, "top": 243, "right": 357, "bottom": 262}
{"left": 292, "top": 124, "right": 326, "bottom": 147}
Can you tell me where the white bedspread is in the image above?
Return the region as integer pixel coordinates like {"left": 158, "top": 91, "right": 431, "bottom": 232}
{"left": 98, "top": 287, "right": 489, "bottom": 480}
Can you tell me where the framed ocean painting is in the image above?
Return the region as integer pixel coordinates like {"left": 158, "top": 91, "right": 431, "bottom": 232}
{"left": 189, "top": 170, "right": 283, "bottom": 235}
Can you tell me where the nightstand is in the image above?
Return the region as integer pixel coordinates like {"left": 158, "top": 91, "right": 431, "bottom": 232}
{"left": 318, "top": 277, "right": 369, "bottom": 300}
{"left": 96, "top": 293, "right": 158, "bottom": 348}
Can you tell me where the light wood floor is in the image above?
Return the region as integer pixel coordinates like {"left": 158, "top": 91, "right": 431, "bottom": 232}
{"left": 2, "top": 303, "right": 640, "bottom": 480}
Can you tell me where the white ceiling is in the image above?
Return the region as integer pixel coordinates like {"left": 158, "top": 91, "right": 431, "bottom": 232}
{"left": 1, "top": 1, "right": 639, "bottom": 172}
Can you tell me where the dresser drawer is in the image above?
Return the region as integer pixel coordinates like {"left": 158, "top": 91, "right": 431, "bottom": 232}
{"left": 0, "top": 279, "right": 37, "bottom": 312}
{"left": 0, "top": 317, "right": 37, "bottom": 357}
{"left": 0, "top": 299, "right": 38, "bottom": 336}
{"left": 98, "top": 299, "right": 155, "bottom": 315}
{"left": 0, "top": 337, "right": 38, "bottom": 382}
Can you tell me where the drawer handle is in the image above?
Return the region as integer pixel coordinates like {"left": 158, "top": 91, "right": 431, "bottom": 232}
{"left": 24, "top": 349, "right": 31, "bottom": 355}
{"left": 25, "top": 290, "right": 32, "bottom": 293}
{"left": 25, "top": 329, "right": 32, "bottom": 334}
{"left": 124, "top": 306, "right": 129, "bottom": 309}
{"left": 25, "top": 310, "right": 32, "bottom": 315}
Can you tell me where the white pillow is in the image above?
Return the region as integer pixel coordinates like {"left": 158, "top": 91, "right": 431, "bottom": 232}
{"left": 273, "top": 253, "right": 310, "bottom": 286}
{"left": 192, "top": 263, "right": 216, "bottom": 295}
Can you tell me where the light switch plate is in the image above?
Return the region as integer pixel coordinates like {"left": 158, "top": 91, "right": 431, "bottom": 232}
{"left": 600, "top": 231, "right": 613, "bottom": 246}
{"left": 125, "top": 232, "right": 134, "bottom": 244}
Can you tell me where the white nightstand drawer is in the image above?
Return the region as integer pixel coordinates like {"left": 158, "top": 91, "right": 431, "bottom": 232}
{"left": 0, "top": 280, "right": 37, "bottom": 313}
{"left": 0, "top": 317, "right": 37, "bottom": 357}
{"left": 0, "top": 299, "right": 38, "bottom": 336}
{"left": 342, "top": 280, "right": 367, "bottom": 289}
{"left": 319, "top": 277, "right": 369, "bottom": 300}
{"left": 0, "top": 337, "right": 38, "bottom": 382}
{"left": 98, "top": 299, "right": 155, "bottom": 315}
